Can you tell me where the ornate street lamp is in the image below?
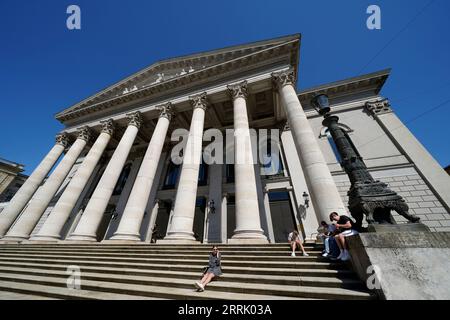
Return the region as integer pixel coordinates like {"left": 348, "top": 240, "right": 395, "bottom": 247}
{"left": 208, "top": 199, "right": 216, "bottom": 214}
{"left": 310, "top": 94, "right": 421, "bottom": 231}
{"left": 302, "top": 191, "right": 310, "bottom": 208}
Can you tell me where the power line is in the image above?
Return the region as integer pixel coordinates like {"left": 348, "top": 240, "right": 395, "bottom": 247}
{"left": 358, "top": 0, "right": 436, "bottom": 74}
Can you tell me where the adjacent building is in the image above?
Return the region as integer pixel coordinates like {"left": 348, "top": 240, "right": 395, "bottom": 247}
{"left": 0, "top": 158, "right": 28, "bottom": 205}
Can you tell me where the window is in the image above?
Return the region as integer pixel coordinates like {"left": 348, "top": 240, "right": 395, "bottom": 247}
{"left": 226, "top": 164, "right": 235, "bottom": 183}
{"left": 113, "top": 163, "right": 132, "bottom": 195}
{"left": 163, "top": 162, "right": 181, "bottom": 189}
{"left": 86, "top": 168, "right": 105, "bottom": 199}
{"left": 198, "top": 162, "right": 208, "bottom": 186}
{"left": 268, "top": 191, "right": 290, "bottom": 202}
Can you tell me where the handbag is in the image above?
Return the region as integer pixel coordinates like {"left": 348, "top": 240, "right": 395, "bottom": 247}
{"left": 201, "top": 266, "right": 209, "bottom": 274}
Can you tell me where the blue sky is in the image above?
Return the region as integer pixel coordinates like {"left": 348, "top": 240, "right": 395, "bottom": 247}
{"left": 0, "top": 0, "right": 449, "bottom": 174}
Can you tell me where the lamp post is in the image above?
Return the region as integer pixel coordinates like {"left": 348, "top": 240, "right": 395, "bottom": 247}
{"left": 208, "top": 199, "right": 215, "bottom": 214}
{"left": 310, "top": 94, "right": 421, "bottom": 231}
{"left": 302, "top": 192, "right": 310, "bottom": 208}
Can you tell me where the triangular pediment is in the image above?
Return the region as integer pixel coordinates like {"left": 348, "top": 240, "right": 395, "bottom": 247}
{"left": 56, "top": 34, "right": 300, "bottom": 122}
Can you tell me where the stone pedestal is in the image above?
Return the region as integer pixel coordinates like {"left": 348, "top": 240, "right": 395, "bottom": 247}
{"left": 347, "top": 231, "right": 450, "bottom": 300}
{"left": 367, "top": 223, "right": 430, "bottom": 233}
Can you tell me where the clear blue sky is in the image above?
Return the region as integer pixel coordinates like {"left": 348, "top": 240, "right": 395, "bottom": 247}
{"left": 0, "top": 0, "right": 449, "bottom": 175}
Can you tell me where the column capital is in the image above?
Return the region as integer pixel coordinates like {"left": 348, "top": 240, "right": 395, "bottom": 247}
{"left": 271, "top": 68, "right": 296, "bottom": 89}
{"left": 100, "top": 119, "right": 115, "bottom": 135}
{"left": 55, "top": 132, "right": 70, "bottom": 148}
{"left": 365, "top": 99, "right": 393, "bottom": 116}
{"left": 190, "top": 92, "right": 208, "bottom": 111}
{"left": 227, "top": 81, "right": 248, "bottom": 100}
{"left": 278, "top": 120, "right": 290, "bottom": 132}
{"left": 126, "top": 111, "right": 142, "bottom": 129}
{"left": 157, "top": 102, "right": 175, "bottom": 121}
{"left": 77, "top": 126, "right": 92, "bottom": 142}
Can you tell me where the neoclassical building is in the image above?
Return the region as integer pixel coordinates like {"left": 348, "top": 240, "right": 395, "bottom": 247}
{"left": 0, "top": 34, "right": 449, "bottom": 244}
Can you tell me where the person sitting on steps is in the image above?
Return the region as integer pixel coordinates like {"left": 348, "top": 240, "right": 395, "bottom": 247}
{"left": 329, "top": 212, "right": 359, "bottom": 261}
{"left": 288, "top": 230, "right": 309, "bottom": 257}
{"left": 195, "top": 246, "right": 222, "bottom": 292}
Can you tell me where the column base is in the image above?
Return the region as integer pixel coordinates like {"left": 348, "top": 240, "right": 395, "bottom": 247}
{"left": 108, "top": 232, "right": 142, "bottom": 242}
{"left": 229, "top": 229, "right": 268, "bottom": 244}
{"left": 0, "top": 234, "right": 29, "bottom": 242}
{"left": 65, "top": 233, "right": 98, "bottom": 242}
{"left": 28, "top": 234, "right": 61, "bottom": 242}
{"left": 227, "top": 238, "right": 269, "bottom": 244}
{"left": 101, "top": 239, "right": 146, "bottom": 244}
{"left": 0, "top": 239, "right": 22, "bottom": 244}
{"left": 161, "top": 230, "right": 199, "bottom": 244}
{"left": 157, "top": 239, "right": 201, "bottom": 244}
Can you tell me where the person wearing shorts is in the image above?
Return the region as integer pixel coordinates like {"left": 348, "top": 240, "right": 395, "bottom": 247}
{"left": 329, "top": 212, "right": 359, "bottom": 261}
{"left": 288, "top": 230, "right": 309, "bottom": 257}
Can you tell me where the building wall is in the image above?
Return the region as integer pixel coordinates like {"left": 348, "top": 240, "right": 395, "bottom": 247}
{"left": 334, "top": 167, "right": 450, "bottom": 232}
{"left": 305, "top": 100, "right": 450, "bottom": 231}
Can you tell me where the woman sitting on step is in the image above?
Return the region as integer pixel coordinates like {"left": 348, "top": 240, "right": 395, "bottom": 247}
{"left": 288, "top": 230, "right": 309, "bottom": 257}
{"left": 195, "top": 246, "right": 222, "bottom": 292}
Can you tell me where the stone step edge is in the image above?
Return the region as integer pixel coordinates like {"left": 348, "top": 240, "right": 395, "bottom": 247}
{"left": 0, "top": 253, "right": 341, "bottom": 267}
{"left": 0, "top": 264, "right": 363, "bottom": 289}
{"left": 0, "top": 257, "right": 350, "bottom": 274}
{"left": 0, "top": 272, "right": 372, "bottom": 300}
{"left": 0, "top": 276, "right": 313, "bottom": 300}
{"left": 0, "top": 251, "right": 327, "bottom": 260}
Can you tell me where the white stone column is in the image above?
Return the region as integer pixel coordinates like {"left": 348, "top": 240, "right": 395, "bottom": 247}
{"left": 227, "top": 81, "right": 267, "bottom": 243}
{"left": 0, "top": 133, "right": 69, "bottom": 237}
{"left": 31, "top": 120, "right": 115, "bottom": 241}
{"left": 144, "top": 200, "right": 160, "bottom": 242}
{"left": 111, "top": 104, "right": 173, "bottom": 241}
{"left": 263, "top": 191, "right": 275, "bottom": 243}
{"left": 3, "top": 128, "right": 90, "bottom": 241}
{"left": 67, "top": 112, "right": 142, "bottom": 241}
{"left": 273, "top": 69, "right": 346, "bottom": 223}
{"left": 161, "top": 93, "right": 207, "bottom": 243}
{"left": 221, "top": 193, "right": 228, "bottom": 243}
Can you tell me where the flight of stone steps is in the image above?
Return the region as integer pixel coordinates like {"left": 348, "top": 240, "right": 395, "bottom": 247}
{"left": 0, "top": 243, "right": 375, "bottom": 300}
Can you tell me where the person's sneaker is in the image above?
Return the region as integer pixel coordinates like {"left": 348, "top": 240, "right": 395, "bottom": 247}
{"left": 291, "top": 252, "right": 296, "bottom": 257}
{"left": 322, "top": 252, "right": 329, "bottom": 257}
{"left": 336, "top": 251, "right": 344, "bottom": 260}
{"left": 302, "top": 252, "right": 309, "bottom": 256}
{"left": 195, "top": 282, "right": 204, "bottom": 291}
{"left": 341, "top": 251, "right": 351, "bottom": 261}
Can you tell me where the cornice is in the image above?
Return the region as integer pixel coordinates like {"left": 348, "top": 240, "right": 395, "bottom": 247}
{"left": 56, "top": 36, "right": 300, "bottom": 124}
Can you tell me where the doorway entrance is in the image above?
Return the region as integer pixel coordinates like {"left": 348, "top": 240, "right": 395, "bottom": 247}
{"left": 152, "top": 200, "right": 172, "bottom": 242}
{"left": 97, "top": 204, "right": 116, "bottom": 241}
{"left": 193, "top": 197, "right": 206, "bottom": 242}
{"left": 268, "top": 191, "right": 297, "bottom": 243}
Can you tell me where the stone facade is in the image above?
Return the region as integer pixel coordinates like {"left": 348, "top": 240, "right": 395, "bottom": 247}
{"left": 1, "top": 34, "right": 449, "bottom": 244}
{"left": 334, "top": 167, "right": 449, "bottom": 232}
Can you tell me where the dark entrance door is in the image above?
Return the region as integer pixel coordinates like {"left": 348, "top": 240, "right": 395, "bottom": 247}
{"left": 152, "top": 200, "right": 172, "bottom": 241}
{"left": 193, "top": 197, "right": 206, "bottom": 242}
{"left": 268, "top": 191, "right": 297, "bottom": 243}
